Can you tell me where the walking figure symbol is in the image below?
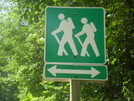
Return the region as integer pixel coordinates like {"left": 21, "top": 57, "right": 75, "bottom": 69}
{"left": 51, "top": 13, "right": 78, "bottom": 56}
{"left": 51, "top": 14, "right": 100, "bottom": 57}
{"left": 75, "top": 17, "right": 100, "bottom": 57}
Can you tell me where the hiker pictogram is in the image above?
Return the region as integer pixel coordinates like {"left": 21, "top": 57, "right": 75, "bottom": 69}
{"left": 75, "top": 17, "right": 100, "bottom": 57}
{"left": 51, "top": 14, "right": 100, "bottom": 57}
{"left": 51, "top": 13, "right": 78, "bottom": 56}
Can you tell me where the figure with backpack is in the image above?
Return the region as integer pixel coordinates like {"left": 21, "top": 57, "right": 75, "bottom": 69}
{"left": 75, "top": 17, "right": 100, "bottom": 57}
{"left": 51, "top": 13, "right": 78, "bottom": 56}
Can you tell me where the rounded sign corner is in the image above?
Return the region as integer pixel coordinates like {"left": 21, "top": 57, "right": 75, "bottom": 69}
{"left": 46, "top": 6, "right": 51, "bottom": 9}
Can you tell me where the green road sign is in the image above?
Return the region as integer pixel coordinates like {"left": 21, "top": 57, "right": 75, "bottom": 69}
{"left": 44, "top": 64, "right": 108, "bottom": 80}
{"left": 45, "top": 6, "right": 105, "bottom": 64}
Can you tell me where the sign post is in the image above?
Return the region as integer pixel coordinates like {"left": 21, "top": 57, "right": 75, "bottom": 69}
{"left": 70, "top": 80, "right": 80, "bottom": 101}
{"left": 44, "top": 6, "right": 106, "bottom": 101}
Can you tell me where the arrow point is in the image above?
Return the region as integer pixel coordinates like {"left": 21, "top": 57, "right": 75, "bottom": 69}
{"left": 48, "top": 65, "right": 57, "bottom": 76}
{"left": 91, "top": 67, "right": 100, "bottom": 78}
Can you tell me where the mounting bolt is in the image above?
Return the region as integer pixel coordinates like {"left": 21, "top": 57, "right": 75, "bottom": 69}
{"left": 74, "top": 13, "right": 77, "bottom": 15}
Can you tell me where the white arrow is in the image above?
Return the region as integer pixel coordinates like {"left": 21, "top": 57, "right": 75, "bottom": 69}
{"left": 47, "top": 65, "right": 100, "bottom": 78}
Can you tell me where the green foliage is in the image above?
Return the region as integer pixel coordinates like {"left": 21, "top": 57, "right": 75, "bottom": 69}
{"left": 20, "top": 92, "right": 45, "bottom": 101}
{"left": 0, "top": 0, "right": 134, "bottom": 101}
{"left": 41, "top": 81, "right": 70, "bottom": 101}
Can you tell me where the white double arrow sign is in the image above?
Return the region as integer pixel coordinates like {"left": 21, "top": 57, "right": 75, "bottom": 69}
{"left": 48, "top": 65, "right": 100, "bottom": 78}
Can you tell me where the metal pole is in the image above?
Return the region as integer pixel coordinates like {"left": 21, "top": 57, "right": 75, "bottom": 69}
{"left": 70, "top": 79, "right": 80, "bottom": 101}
